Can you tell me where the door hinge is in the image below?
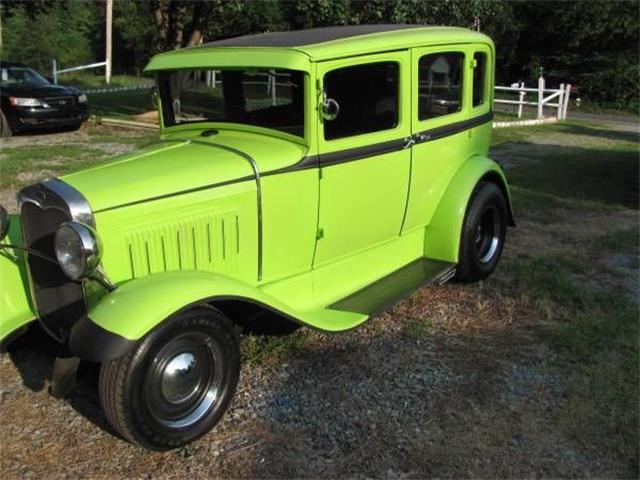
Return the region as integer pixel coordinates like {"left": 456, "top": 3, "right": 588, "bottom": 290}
{"left": 316, "top": 228, "right": 324, "bottom": 240}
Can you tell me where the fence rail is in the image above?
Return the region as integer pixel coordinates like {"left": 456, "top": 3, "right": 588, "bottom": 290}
{"left": 52, "top": 59, "right": 108, "bottom": 84}
{"left": 494, "top": 76, "right": 571, "bottom": 120}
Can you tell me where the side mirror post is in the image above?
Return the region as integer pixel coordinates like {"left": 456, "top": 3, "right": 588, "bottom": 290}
{"left": 321, "top": 91, "right": 340, "bottom": 121}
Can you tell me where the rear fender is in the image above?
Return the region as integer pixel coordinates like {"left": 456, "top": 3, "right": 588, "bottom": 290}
{"left": 424, "top": 156, "right": 514, "bottom": 263}
{"left": 69, "top": 270, "right": 304, "bottom": 361}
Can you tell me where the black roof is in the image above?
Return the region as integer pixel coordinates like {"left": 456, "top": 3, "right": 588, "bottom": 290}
{"left": 202, "top": 24, "right": 425, "bottom": 48}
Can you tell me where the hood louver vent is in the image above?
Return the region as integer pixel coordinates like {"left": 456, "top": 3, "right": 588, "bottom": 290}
{"left": 126, "top": 210, "right": 240, "bottom": 279}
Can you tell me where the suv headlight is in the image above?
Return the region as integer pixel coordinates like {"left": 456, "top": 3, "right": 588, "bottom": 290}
{"left": 77, "top": 94, "right": 88, "bottom": 103}
{"left": 0, "top": 205, "right": 9, "bottom": 241}
{"left": 9, "top": 97, "right": 50, "bottom": 108}
{"left": 54, "top": 222, "right": 102, "bottom": 280}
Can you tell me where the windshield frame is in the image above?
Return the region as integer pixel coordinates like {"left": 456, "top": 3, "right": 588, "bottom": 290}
{"left": 0, "top": 65, "right": 50, "bottom": 88}
{"left": 157, "top": 68, "right": 307, "bottom": 142}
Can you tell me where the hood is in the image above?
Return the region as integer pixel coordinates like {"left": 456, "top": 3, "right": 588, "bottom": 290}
{"left": 1, "top": 83, "right": 81, "bottom": 98}
{"left": 61, "top": 130, "right": 308, "bottom": 213}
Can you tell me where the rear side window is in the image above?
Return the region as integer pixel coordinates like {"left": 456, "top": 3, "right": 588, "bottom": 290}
{"left": 473, "top": 52, "right": 487, "bottom": 107}
{"left": 323, "top": 62, "right": 399, "bottom": 140}
{"left": 418, "top": 52, "right": 463, "bottom": 120}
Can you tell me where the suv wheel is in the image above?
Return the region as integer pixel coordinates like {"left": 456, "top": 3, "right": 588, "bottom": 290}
{"left": 99, "top": 307, "right": 240, "bottom": 450}
{"left": 455, "top": 181, "right": 507, "bottom": 282}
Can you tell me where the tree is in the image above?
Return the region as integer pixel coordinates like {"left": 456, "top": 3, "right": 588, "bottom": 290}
{"left": 1, "top": 0, "right": 94, "bottom": 73}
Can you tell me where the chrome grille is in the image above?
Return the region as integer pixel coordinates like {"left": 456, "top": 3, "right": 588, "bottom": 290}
{"left": 19, "top": 182, "right": 87, "bottom": 341}
{"left": 44, "top": 96, "right": 76, "bottom": 108}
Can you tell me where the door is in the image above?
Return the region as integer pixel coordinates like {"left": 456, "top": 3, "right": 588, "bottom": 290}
{"left": 402, "top": 44, "right": 492, "bottom": 233}
{"left": 313, "top": 51, "right": 411, "bottom": 266}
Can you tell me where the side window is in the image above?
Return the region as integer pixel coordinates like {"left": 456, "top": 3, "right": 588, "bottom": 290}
{"left": 324, "top": 62, "right": 399, "bottom": 141}
{"left": 473, "top": 52, "right": 487, "bottom": 107}
{"left": 418, "top": 52, "right": 463, "bottom": 120}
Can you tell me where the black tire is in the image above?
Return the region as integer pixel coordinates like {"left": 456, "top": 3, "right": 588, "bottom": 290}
{"left": 0, "top": 110, "right": 13, "bottom": 138}
{"left": 99, "top": 307, "right": 240, "bottom": 450}
{"left": 455, "top": 181, "right": 507, "bottom": 283}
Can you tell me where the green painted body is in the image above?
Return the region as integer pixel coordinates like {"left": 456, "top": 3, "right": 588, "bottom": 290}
{"left": 0, "top": 216, "right": 36, "bottom": 341}
{"left": 0, "top": 27, "right": 512, "bottom": 347}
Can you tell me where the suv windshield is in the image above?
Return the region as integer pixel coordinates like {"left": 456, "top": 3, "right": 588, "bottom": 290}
{"left": 159, "top": 68, "right": 305, "bottom": 137}
{"left": 1, "top": 66, "right": 50, "bottom": 87}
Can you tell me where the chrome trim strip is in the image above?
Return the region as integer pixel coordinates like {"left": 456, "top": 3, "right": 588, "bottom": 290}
{"left": 17, "top": 191, "right": 45, "bottom": 211}
{"left": 42, "top": 178, "right": 96, "bottom": 227}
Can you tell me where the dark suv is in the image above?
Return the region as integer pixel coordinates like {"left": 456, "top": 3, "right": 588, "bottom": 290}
{"left": 0, "top": 61, "right": 89, "bottom": 136}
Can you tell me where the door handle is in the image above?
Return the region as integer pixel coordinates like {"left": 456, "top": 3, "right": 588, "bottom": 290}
{"left": 403, "top": 136, "right": 416, "bottom": 149}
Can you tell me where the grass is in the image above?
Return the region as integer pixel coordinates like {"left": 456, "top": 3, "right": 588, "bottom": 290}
{"left": 242, "top": 330, "right": 314, "bottom": 366}
{"left": 491, "top": 120, "right": 639, "bottom": 471}
{"left": 598, "top": 227, "right": 639, "bottom": 252}
{"left": 492, "top": 121, "right": 639, "bottom": 209}
{"left": 59, "top": 73, "right": 152, "bottom": 90}
{"left": 87, "top": 90, "right": 155, "bottom": 119}
{"left": 0, "top": 126, "right": 156, "bottom": 190}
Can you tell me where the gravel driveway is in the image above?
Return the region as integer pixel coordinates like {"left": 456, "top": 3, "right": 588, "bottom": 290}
{"left": 1, "top": 123, "right": 637, "bottom": 478}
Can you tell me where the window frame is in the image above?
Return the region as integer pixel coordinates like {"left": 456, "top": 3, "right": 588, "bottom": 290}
{"left": 412, "top": 45, "right": 471, "bottom": 132}
{"left": 157, "top": 68, "right": 309, "bottom": 144}
{"left": 316, "top": 51, "right": 411, "bottom": 154}
{"left": 471, "top": 45, "right": 493, "bottom": 113}
{"left": 417, "top": 51, "right": 466, "bottom": 122}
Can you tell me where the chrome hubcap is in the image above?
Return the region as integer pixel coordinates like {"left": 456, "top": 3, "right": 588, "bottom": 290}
{"left": 161, "top": 352, "right": 199, "bottom": 404}
{"left": 146, "top": 332, "right": 223, "bottom": 429}
{"left": 475, "top": 205, "right": 501, "bottom": 264}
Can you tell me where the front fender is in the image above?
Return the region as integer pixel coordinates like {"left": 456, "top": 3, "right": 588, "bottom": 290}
{"left": 0, "top": 215, "right": 36, "bottom": 346}
{"left": 69, "top": 270, "right": 305, "bottom": 361}
{"left": 424, "top": 156, "right": 514, "bottom": 263}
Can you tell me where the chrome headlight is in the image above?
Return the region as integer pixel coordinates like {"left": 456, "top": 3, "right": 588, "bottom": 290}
{"left": 0, "top": 205, "right": 8, "bottom": 241}
{"left": 77, "top": 93, "right": 88, "bottom": 103}
{"left": 54, "top": 222, "right": 102, "bottom": 280}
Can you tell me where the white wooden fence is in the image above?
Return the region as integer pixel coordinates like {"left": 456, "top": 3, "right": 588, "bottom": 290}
{"left": 51, "top": 59, "right": 108, "bottom": 85}
{"left": 495, "top": 75, "right": 571, "bottom": 120}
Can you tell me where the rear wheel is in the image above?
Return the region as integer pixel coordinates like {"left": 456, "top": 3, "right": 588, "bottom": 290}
{"left": 0, "top": 110, "right": 13, "bottom": 137}
{"left": 99, "top": 307, "right": 240, "bottom": 450}
{"left": 455, "top": 181, "right": 507, "bottom": 282}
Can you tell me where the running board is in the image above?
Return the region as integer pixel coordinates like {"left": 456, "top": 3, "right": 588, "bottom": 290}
{"left": 328, "top": 259, "right": 455, "bottom": 316}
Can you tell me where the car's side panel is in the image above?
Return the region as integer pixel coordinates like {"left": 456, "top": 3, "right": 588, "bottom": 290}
{"left": 260, "top": 169, "right": 319, "bottom": 283}
{"left": 94, "top": 181, "right": 260, "bottom": 289}
{"left": 403, "top": 43, "right": 491, "bottom": 233}
{"left": 0, "top": 216, "right": 36, "bottom": 341}
{"left": 313, "top": 51, "right": 412, "bottom": 266}
{"left": 423, "top": 155, "right": 511, "bottom": 263}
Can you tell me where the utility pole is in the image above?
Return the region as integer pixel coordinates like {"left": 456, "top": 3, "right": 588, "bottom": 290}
{"left": 105, "top": 0, "right": 113, "bottom": 84}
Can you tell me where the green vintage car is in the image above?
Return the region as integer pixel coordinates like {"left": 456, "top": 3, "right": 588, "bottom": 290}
{"left": 0, "top": 25, "right": 514, "bottom": 449}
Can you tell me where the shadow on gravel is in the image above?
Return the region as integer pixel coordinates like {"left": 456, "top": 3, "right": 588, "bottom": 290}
{"left": 6, "top": 324, "right": 117, "bottom": 437}
{"left": 552, "top": 123, "right": 639, "bottom": 144}
{"left": 223, "top": 321, "right": 561, "bottom": 479}
{"left": 498, "top": 142, "right": 639, "bottom": 209}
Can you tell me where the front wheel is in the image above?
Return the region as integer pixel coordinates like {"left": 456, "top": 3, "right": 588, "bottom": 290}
{"left": 0, "top": 110, "right": 13, "bottom": 137}
{"left": 99, "top": 307, "right": 240, "bottom": 450}
{"left": 455, "top": 181, "right": 508, "bottom": 283}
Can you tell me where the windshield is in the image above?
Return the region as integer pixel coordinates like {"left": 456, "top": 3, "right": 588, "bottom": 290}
{"left": 159, "top": 68, "right": 305, "bottom": 137}
{"left": 0, "top": 66, "right": 50, "bottom": 87}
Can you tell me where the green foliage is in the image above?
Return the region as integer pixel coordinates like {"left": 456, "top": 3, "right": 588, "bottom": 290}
{"left": 1, "top": 0, "right": 94, "bottom": 73}
{"left": 1, "top": 0, "right": 637, "bottom": 109}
